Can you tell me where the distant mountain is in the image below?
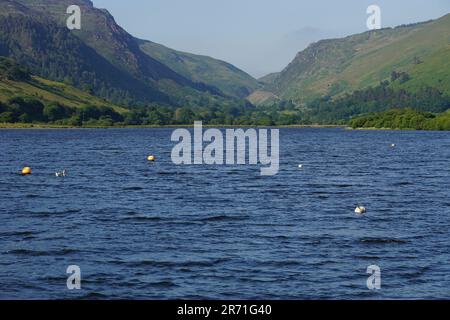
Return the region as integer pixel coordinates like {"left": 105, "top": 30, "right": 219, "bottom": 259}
{"left": 0, "top": 0, "right": 249, "bottom": 108}
{"left": 266, "top": 14, "right": 450, "bottom": 106}
{"left": 245, "top": 73, "right": 282, "bottom": 106}
{"left": 138, "top": 40, "right": 259, "bottom": 98}
{"left": 11, "top": 0, "right": 190, "bottom": 83}
{"left": 0, "top": 12, "right": 171, "bottom": 106}
{"left": 258, "top": 72, "right": 280, "bottom": 85}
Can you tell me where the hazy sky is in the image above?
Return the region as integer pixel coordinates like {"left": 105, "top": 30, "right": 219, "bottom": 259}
{"left": 92, "top": 0, "right": 450, "bottom": 78}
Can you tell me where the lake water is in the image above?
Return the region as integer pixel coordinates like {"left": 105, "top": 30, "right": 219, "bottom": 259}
{"left": 0, "top": 128, "right": 449, "bottom": 299}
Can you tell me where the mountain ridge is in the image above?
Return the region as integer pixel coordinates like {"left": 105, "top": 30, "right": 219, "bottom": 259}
{"left": 11, "top": 0, "right": 258, "bottom": 99}
{"left": 263, "top": 13, "right": 450, "bottom": 106}
{"left": 137, "top": 39, "right": 259, "bottom": 99}
{"left": 0, "top": 0, "right": 252, "bottom": 108}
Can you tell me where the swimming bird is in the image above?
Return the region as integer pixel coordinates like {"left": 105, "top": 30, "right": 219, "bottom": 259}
{"left": 55, "top": 170, "right": 67, "bottom": 177}
{"left": 355, "top": 205, "right": 366, "bottom": 215}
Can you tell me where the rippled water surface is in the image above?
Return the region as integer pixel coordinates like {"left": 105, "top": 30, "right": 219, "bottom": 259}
{"left": 1, "top": 128, "right": 449, "bottom": 299}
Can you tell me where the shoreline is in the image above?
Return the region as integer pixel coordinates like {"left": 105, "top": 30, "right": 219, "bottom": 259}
{"left": 0, "top": 123, "right": 348, "bottom": 130}
{"left": 1, "top": 124, "right": 448, "bottom": 131}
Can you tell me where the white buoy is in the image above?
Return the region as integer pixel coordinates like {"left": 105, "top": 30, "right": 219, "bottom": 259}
{"left": 298, "top": 164, "right": 303, "bottom": 169}
{"left": 390, "top": 144, "right": 396, "bottom": 148}
{"left": 355, "top": 206, "right": 366, "bottom": 215}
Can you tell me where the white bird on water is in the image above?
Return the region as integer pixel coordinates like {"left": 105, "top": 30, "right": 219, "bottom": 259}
{"left": 55, "top": 170, "right": 67, "bottom": 177}
{"left": 355, "top": 205, "right": 366, "bottom": 215}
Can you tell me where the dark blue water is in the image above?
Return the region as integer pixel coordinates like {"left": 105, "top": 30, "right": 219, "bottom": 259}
{"left": 0, "top": 128, "right": 449, "bottom": 299}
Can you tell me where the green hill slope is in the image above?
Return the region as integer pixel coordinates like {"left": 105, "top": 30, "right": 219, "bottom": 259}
{"left": 0, "top": 56, "right": 259, "bottom": 127}
{"left": 0, "top": 56, "right": 126, "bottom": 111}
{"left": 395, "top": 46, "right": 450, "bottom": 95}
{"left": 268, "top": 14, "right": 450, "bottom": 105}
{"left": 0, "top": 76, "right": 126, "bottom": 114}
{"left": 0, "top": 56, "right": 129, "bottom": 125}
{"left": 138, "top": 40, "right": 259, "bottom": 98}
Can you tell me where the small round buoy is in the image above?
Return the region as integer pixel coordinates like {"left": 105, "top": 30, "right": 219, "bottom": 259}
{"left": 21, "top": 167, "right": 32, "bottom": 175}
{"left": 298, "top": 164, "right": 303, "bottom": 169}
{"left": 147, "top": 155, "right": 156, "bottom": 161}
{"left": 390, "top": 144, "right": 396, "bottom": 148}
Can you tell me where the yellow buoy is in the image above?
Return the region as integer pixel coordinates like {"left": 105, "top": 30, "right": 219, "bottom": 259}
{"left": 21, "top": 167, "right": 32, "bottom": 175}
{"left": 147, "top": 155, "right": 156, "bottom": 162}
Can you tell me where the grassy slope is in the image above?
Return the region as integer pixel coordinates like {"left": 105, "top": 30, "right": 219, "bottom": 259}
{"left": 342, "top": 15, "right": 450, "bottom": 90}
{"left": 397, "top": 46, "right": 450, "bottom": 96}
{"left": 0, "top": 76, "right": 128, "bottom": 113}
{"left": 247, "top": 90, "right": 279, "bottom": 106}
{"left": 138, "top": 40, "right": 259, "bottom": 98}
{"left": 272, "top": 14, "right": 450, "bottom": 105}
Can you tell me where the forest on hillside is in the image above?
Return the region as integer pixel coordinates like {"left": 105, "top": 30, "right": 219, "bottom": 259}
{"left": 1, "top": 56, "right": 449, "bottom": 129}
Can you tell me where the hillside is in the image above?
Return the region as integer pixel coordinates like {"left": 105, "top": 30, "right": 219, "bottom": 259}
{"left": 0, "top": 0, "right": 244, "bottom": 108}
{"left": 0, "top": 58, "right": 126, "bottom": 112}
{"left": 138, "top": 40, "right": 259, "bottom": 98}
{"left": 0, "top": 56, "right": 130, "bottom": 126}
{"left": 247, "top": 90, "right": 280, "bottom": 106}
{"left": 11, "top": 0, "right": 193, "bottom": 84}
{"left": 0, "top": 76, "right": 127, "bottom": 112}
{"left": 266, "top": 14, "right": 450, "bottom": 106}
{"left": 0, "top": 56, "right": 260, "bottom": 127}
{"left": 0, "top": 13, "right": 171, "bottom": 106}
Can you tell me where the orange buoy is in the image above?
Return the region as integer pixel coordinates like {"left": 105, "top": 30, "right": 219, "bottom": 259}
{"left": 147, "top": 155, "right": 156, "bottom": 161}
{"left": 21, "top": 167, "right": 32, "bottom": 175}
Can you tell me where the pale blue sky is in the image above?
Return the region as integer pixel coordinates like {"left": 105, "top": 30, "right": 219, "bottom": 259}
{"left": 92, "top": 0, "right": 450, "bottom": 78}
